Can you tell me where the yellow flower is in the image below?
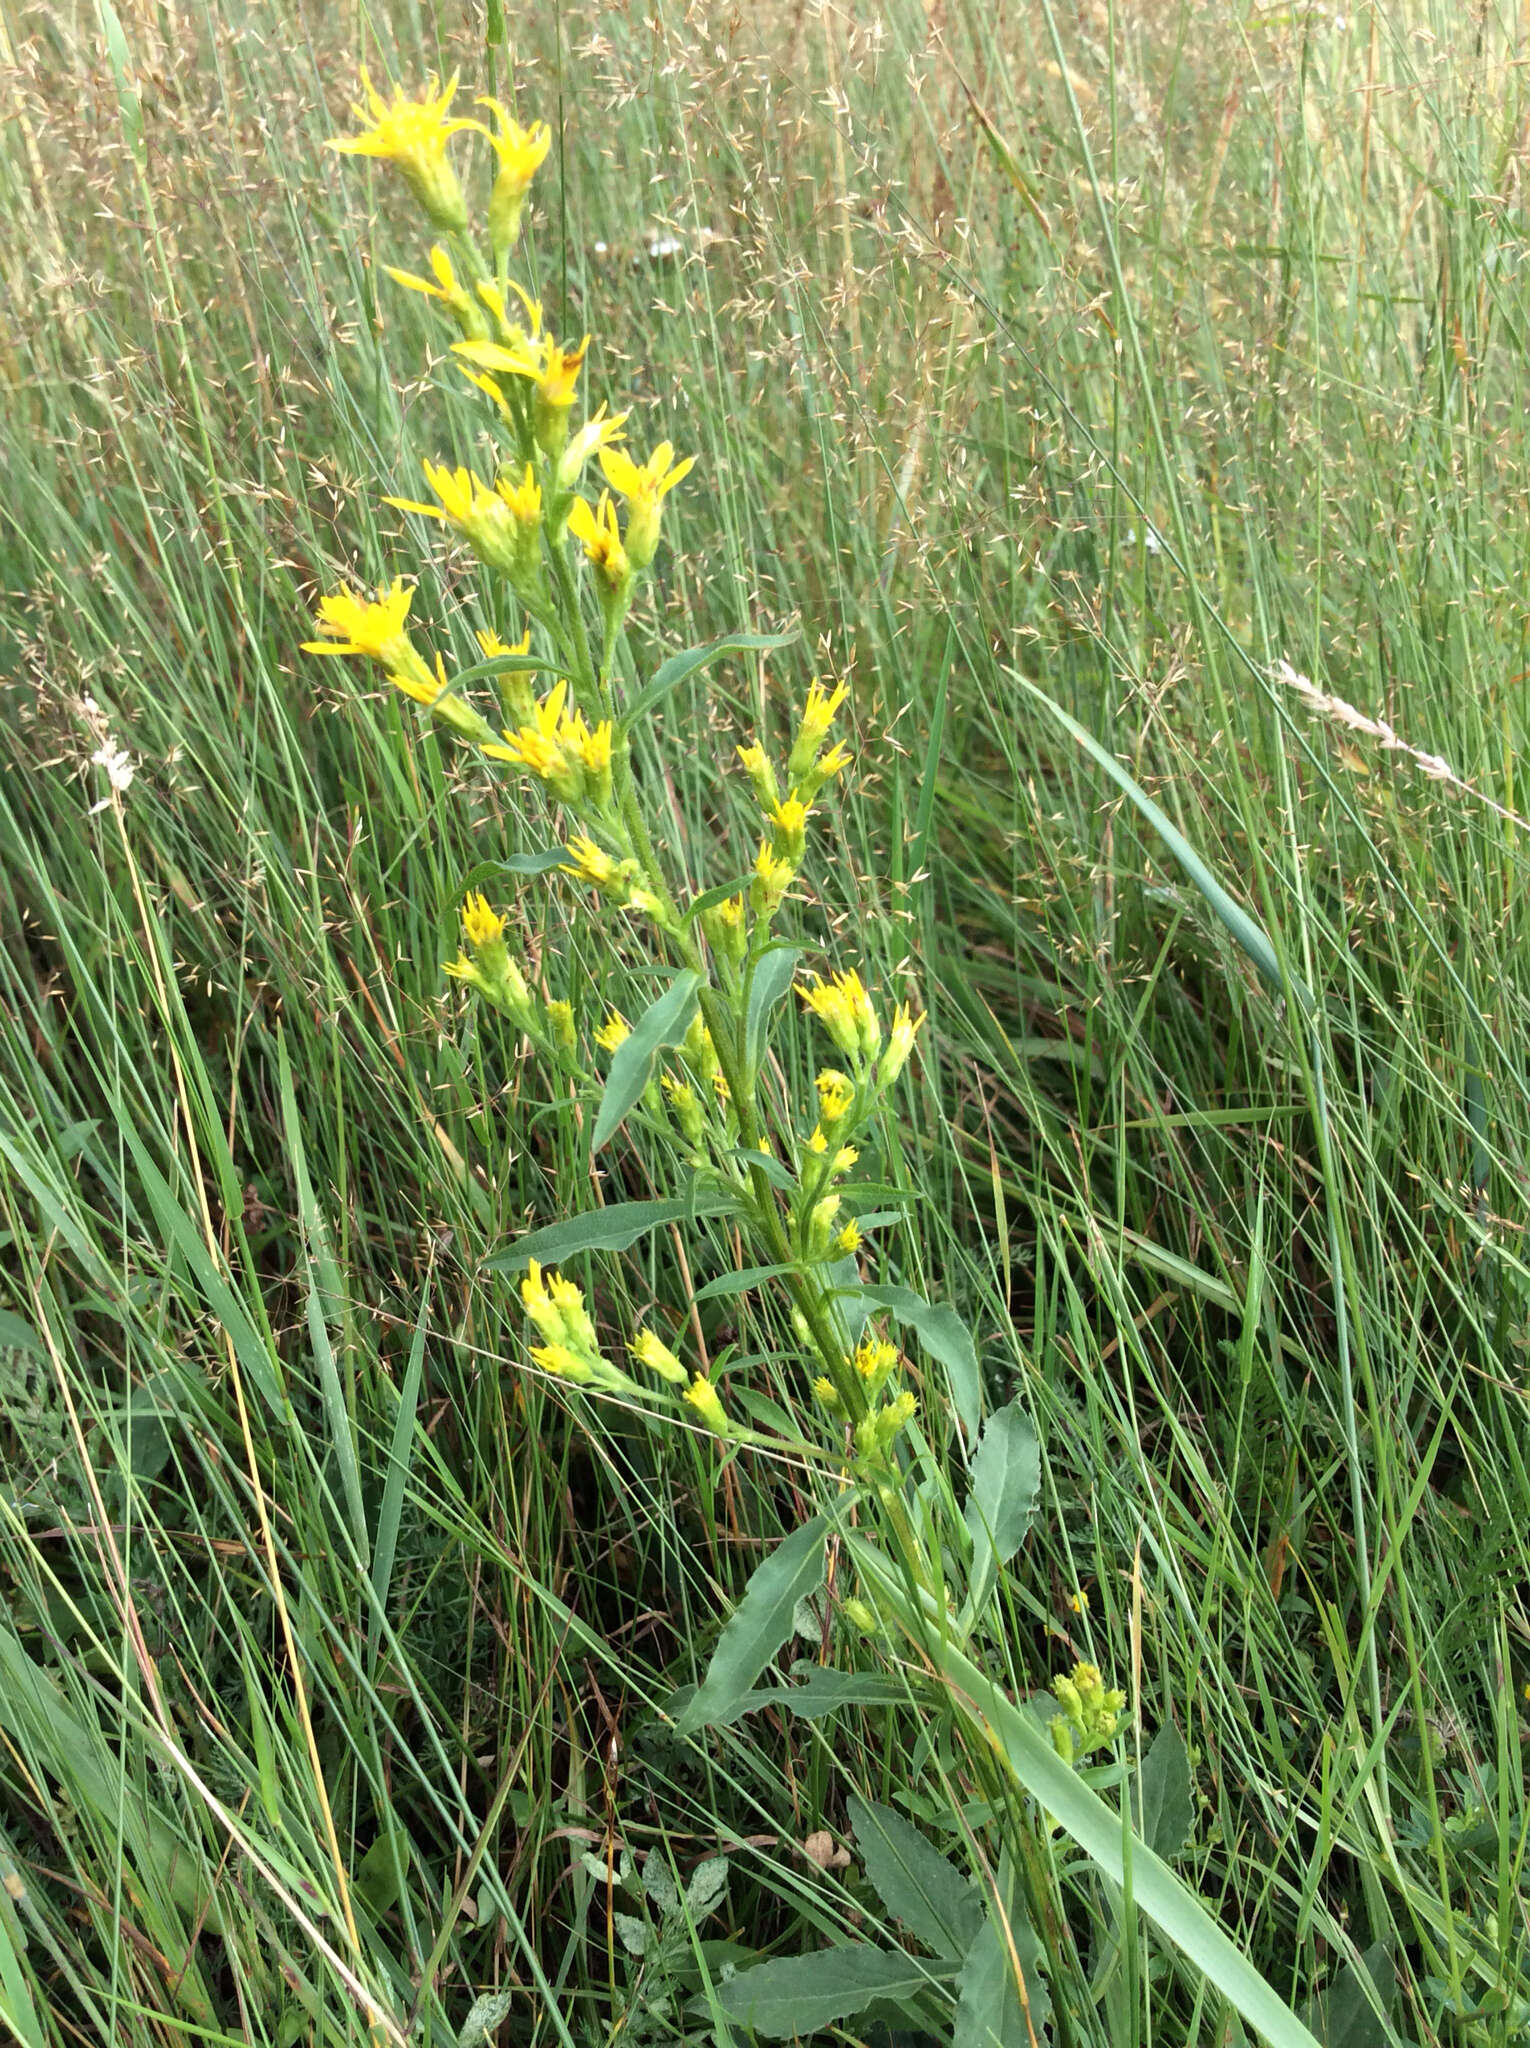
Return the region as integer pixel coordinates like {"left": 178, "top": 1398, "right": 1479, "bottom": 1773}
{"left": 812, "top": 1375, "right": 841, "bottom": 1409}
{"left": 595, "top": 1009, "right": 630, "bottom": 1052}
{"left": 567, "top": 492, "right": 631, "bottom": 598}
{"left": 701, "top": 892, "right": 747, "bottom": 972}
{"left": 455, "top": 332, "right": 589, "bottom": 453}
{"left": 546, "top": 999, "right": 577, "bottom": 1052}
{"left": 328, "top": 71, "right": 475, "bottom": 230}
{"left": 806, "top": 1127, "right": 829, "bottom": 1156}
{"left": 854, "top": 1338, "right": 899, "bottom": 1388}
{"left": 476, "top": 626, "right": 532, "bottom": 662}
{"left": 476, "top": 276, "right": 543, "bottom": 346}
{"left": 497, "top": 462, "right": 542, "bottom": 527}
{"left": 768, "top": 792, "right": 810, "bottom": 864}
{"left": 521, "top": 1259, "right": 563, "bottom": 1343}
{"left": 815, "top": 1070, "right": 855, "bottom": 1125}
{"left": 632, "top": 1328, "right": 687, "bottom": 1385}
{"left": 383, "top": 245, "right": 486, "bottom": 340}
{"left": 682, "top": 1373, "right": 731, "bottom": 1437}
{"left": 475, "top": 97, "right": 552, "bottom": 255}
{"left": 483, "top": 682, "right": 613, "bottom": 809}
{"left": 736, "top": 742, "right": 780, "bottom": 810}
{"left": 799, "top": 969, "right": 881, "bottom": 1063}
{"left": 789, "top": 678, "right": 852, "bottom": 795}
{"left": 460, "top": 892, "right": 506, "bottom": 947}
{"left": 388, "top": 650, "right": 449, "bottom": 708}
{"left": 384, "top": 460, "right": 542, "bottom": 588}
{"left": 564, "top": 835, "right": 621, "bottom": 890}
{"left": 598, "top": 441, "right": 695, "bottom": 569}
{"left": 879, "top": 1003, "right": 924, "bottom": 1087}
{"left": 831, "top": 1145, "right": 859, "bottom": 1175}
{"left": 813, "top": 740, "right": 853, "bottom": 785}
{"left": 798, "top": 677, "right": 848, "bottom": 751}
{"left": 663, "top": 1075, "right": 705, "bottom": 1144}
{"left": 530, "top": 1341, "right": 593, "bottom": 1383}
{"left": 750, "top": 841, "right": 793, "bottom": 917}
{"left": 1070, "top": 1589, "right": 1091, "bottom": 1614}
{"left": 836, "top": 1220, "right": 863, "bottom": 1253}
{"left": 303, "top": 578, "right": 418, "bottom": 668}
{"left": 556, "top": 405, "right": 629, "bottom": 493}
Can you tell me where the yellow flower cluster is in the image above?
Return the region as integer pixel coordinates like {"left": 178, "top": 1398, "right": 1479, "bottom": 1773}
{"left": 483, "top": 680, "right": 614, "bottom": 810}
{"left": 732, "top": 677, "right": 853, "bottom": 929}
{"left": 521, "top": 1259, "right": 610, "bottom": 1385}
{"left": 798, "top": 971, "right": 923, "bottom": 1089}
{"left": 1048, "top": 1662, "right": 1128, "bottom": 1766}
{"left": 312, "top": 70, "right": 694, "bottom": 801}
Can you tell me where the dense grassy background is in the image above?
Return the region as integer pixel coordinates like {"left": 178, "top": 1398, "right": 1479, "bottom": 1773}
{"left": 2, "top": 0, "right": 1529, "bottom": 2042}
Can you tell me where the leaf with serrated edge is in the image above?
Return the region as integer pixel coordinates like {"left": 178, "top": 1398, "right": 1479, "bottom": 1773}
{"left": 849, "top": 1795, "right": 983, "bottom": 1959}
{"left": 716, "top": 1945, "right": 937, "bottom": 2038}
{"left": 964, "top": 1399, "right": 1040, "bottom": 1566}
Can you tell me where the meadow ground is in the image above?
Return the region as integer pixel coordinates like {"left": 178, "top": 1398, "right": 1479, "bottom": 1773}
{"left": 2, "top": 1, "right": 1529, "bottom": 2043}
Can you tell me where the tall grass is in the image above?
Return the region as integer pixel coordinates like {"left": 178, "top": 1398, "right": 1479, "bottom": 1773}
{"left": 1, "top": 1, "right": 1527, "bottom": 2043}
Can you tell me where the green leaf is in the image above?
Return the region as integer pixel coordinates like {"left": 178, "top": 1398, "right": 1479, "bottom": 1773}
{"left": 954, "top": 1907, "right": 1051, "bottom": 2048}
{"left": 500, "top": 849, "right": 570, "bottom": 877}
{"left": 843, "top": 1284, "right": 981, "bottom": 1437}
{"left": 619, "top": 629, "right": 798, "bottom": 733}
{"left": 850, "top": 1536, "right": 1324, "bottom": 2048}
{"left": 1137, "top": 1721, "right": 1194, "bottom": 1861}
{"left": 0, "top": 1311, "right": 44, "bottom": 1358}
{"left": 674, "top": 1664, "right": 912, "bottom": 1731}
{"left": 642, "top": 1853, "right": 680, "bottom": 1917}
{"left": 1020, "top": 677, "right": 1310, "bottom": 1011}
{"left": 487, "top": 1190, "right": 742, "bottom": 1272}
{"left": 745, "top": 944, "right": 803, "bottom": 1075}
{"left": 592, "top": 972, "right": 703, "bottom": 1151}
{"left": 774, "top": 1665, "right": 915, "bottom": 1715}
{"left": 1304, "top": 1944, "right": 1394, "bottom": 2048}
{"left": 684, "top": 873, "right": 757, "bottom": 923}
{"left": 716, "top": 1944, "right": 936, "bottom": 2038}
{"left": 963, "top": 1398, "right": 1040, "bottom": 1570}
{"left": 693, "top": 1261, "right": 796, "bottom": 1303}
{"left": 445, "top": 651, "right": 574, "bottom": 691}
{"left": 685, "top": 1857, "right": 730, "bottom": 1920}
{"left": 676, "top": 1514, "right": 829, "bottom": 1734}
{"left": 457, "top": 1991, "right": 515, "bottom": 2047}
{"left": 848, "top": 1795, "right": 984, "bottom": 1959}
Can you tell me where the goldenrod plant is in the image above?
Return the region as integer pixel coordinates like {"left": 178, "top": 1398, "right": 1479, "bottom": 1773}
{"left": 308, "top": 70, "right": 1323, "bottom": 2048}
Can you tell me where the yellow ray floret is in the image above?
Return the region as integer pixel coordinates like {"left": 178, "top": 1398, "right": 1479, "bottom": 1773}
{"left": 383, "top": 245, "right": 476, "bottom": 325}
